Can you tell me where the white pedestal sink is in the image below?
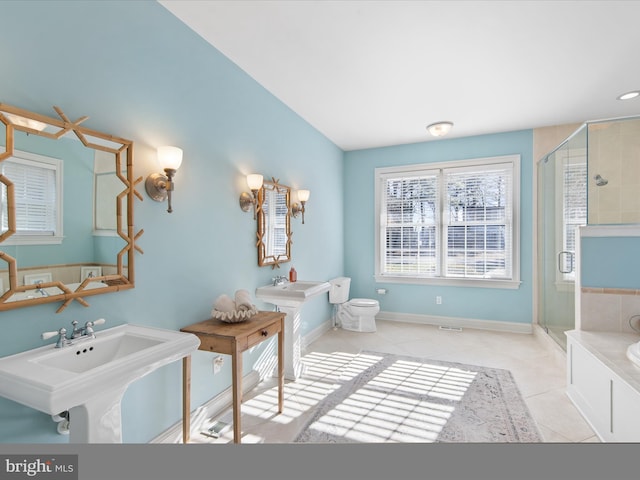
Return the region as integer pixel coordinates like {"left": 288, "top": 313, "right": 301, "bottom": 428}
{"left": 256, "top": 280, "right": 330, "bottom": 380}
{"left": 0, "top": 323, "right": 200, "bottom": 443}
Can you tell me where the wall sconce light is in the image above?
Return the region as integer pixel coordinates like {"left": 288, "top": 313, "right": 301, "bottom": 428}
{"left": 239, "top": 174, "right": 264, "bottom": 219}
{"left": 145, "top": 146, "right": 183, "bottom": 213}
{"left": 426, "top": 121, "right": 454, "bottom": 137}
{"left": 291, "top": 189, "right": 310, "bottom": 224}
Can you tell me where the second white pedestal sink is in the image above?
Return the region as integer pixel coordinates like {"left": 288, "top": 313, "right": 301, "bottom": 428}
{"left": 256, "top": 280, "right": 330, "bottom": 380}
{"left": 0, "top": 323, "right": 200, "bottom": 443}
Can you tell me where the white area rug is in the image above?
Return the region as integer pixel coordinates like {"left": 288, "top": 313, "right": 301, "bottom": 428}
{"left": 294, "top": 351, "right": 542, "bottom": 443}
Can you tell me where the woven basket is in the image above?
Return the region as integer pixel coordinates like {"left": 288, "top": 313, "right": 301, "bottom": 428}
{"left": 211, "top": 306, "right": 258, "bottom": 323}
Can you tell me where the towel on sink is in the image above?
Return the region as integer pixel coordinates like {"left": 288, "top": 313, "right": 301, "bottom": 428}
{"left": 213, "top": 294, "right": 236, "bottom": 313}
{"left": 235, "top": 289, "right": 254, "bottom": 311}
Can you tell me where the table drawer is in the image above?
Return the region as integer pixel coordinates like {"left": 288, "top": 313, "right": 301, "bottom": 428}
{"left": 247, "top": 321, "right": 280, "bottom": 348}
{"left": 198, "top": 336, "right": 235, "bottom": 355}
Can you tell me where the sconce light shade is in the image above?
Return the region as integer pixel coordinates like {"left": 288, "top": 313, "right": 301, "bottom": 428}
{"left": 291, "top": 189, "right": 310, "bottom": 224}
{"left": 157, "top": 145, "right": 183, "bottom": 171}
{"left": 246, "top": 174, "right": 264, "bottom": 191}
{"left": 426, "top": 121, "right": 454, "bottom": 137}
{"left": 297, "top": 189, "right": 310, "bottom": 202}
{"left": 239, "top": 173, "right": 264, "bottom": 219}
{"left": 145, "top": 146, "right": 183, "bottom": 213}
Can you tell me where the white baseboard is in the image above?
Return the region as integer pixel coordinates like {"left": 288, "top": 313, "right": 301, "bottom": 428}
{"left": 151, "top": 370, "right": 260, "bottom": 444}
{"left": 302, "top": 318, "right": 332, "bottom": 351}
{"left": 376, "top": 310, "right": 533, "bottom": 334}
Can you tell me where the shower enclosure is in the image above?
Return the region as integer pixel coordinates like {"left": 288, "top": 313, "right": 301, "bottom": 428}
{"left": 537, "top": 116, "right": 640, "bottom": 350}
{"left": 538, "top": 127, "right": 587, "bottom": 349}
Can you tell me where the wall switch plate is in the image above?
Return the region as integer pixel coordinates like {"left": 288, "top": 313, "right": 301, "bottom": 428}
{"left": 213, "top": 356, "right": 224, "bottom": 374}
{"left": 376, "top": 288, "right": 387, "bottom": 295}
{"left": 436, "top": 296, "right": 442, "bottom": 304}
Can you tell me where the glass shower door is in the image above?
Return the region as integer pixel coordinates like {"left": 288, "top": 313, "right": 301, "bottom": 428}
{"left": 538, "top": 127, "right": 587, "bottom": 350}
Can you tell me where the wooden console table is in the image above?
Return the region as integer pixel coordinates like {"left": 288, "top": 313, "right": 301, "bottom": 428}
{"left": 180, "top": 311, "right": 285, "bottom": 443}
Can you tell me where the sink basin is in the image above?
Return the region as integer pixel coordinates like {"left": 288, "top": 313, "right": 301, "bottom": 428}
{"left": 0, "top": 323, "right": 200, "bottom": 442}
{"left": 256, "top": 280, "right": 330, "bottom": 307}
{"left": 627, "top": 341, "right": 640, "bottom": 368}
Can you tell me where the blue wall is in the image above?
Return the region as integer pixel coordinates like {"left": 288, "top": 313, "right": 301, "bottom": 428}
{"left": 581, "top": 236, "right": 640, "bottom": 289}
{"left": 344, "top": 130, "right": 534, "bottom": 325}
{"left": 0, "top": 1, "right": 343, "bottom": 443}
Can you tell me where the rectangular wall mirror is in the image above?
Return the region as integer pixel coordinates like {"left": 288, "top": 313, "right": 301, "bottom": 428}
{"left": 0, "top": 103, "right": 141, "bottom": 312}
{"left": 257, "top": 179, "right": 291, "bottom": 268}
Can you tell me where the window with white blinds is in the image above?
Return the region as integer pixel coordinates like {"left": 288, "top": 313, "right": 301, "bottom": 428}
{"left": 559, "top": 157, "right": 587, "bottom": 281}
{"left": 0, "top": 151, "right": 63, "bottom": 245}
{"left": 375, "top": 155, "right": 520, "bottom": 288}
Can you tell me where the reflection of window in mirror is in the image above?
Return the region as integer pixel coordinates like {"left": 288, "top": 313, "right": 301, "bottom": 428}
{"left": 264, "top": 188, "right": 288, "bottom": 256}
{"left": 0, "top": 150, "right": 63, "bottom": 245}
{"left": 93, "top": 150, "right": 122, "bottom": 235}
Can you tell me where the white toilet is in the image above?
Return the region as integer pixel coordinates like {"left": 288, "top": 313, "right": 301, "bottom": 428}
{"left": 329, "top": 277, "right": 379, "bottom": 332}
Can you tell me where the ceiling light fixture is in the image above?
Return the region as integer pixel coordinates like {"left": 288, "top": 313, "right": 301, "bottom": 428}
{"left": 426, "top": 121, "right": 453, "bottom": 137}
{"left": 617, "top": 91, "right": 640, "bottom": 101}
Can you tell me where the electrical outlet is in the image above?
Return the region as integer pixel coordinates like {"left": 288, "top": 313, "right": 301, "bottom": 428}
{"left": 436, "top": 296, "right": 442, "bottom": 305}
{"left": 213, "top": 356, "right": 224, "bottom": 374}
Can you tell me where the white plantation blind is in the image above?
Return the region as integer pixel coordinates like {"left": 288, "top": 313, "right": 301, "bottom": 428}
{"left": 1, "top": 152, "right": 62, "bottom": 242}
{"left": 560, "top": 159, "right": 587, "bottom": 278}
{"left": 382, "top": 172, "right": 439, "bottom": 276}
{"left": 376, "top": 156, "right": 520, "bottom": 287}
{"left": 444, "top": 163, "right": 513, "bottom": 279}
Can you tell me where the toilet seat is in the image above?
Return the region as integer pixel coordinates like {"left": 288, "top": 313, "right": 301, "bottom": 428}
{"left": 349, "top": 298, "right": 379, "bottom": 307}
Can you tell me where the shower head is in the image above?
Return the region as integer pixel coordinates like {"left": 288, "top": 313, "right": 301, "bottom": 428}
{"left": 594, "top": 174, "right": 608, "bottom": 186}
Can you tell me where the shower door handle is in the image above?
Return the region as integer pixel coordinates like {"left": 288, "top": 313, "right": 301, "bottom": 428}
{"left": 558, "top": 251, "right": 574, "bottom": 274}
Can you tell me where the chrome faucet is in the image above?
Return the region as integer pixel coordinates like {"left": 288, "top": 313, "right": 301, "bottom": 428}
{"left": 272, "top": 275, "right": 288, "bottom": 286}
{"left": 42, "top": 319, "right": 106, "bottom": 347}
{"left": 34, "top": 281, "right": 49, "bottom": 297}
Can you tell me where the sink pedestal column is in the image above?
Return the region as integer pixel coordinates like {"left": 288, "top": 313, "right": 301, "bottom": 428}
{"left": 278, "top": 306, "right": 303, "bottom": 380}
{"left": 68, "top": 385, "right": 128, "bottom": 443}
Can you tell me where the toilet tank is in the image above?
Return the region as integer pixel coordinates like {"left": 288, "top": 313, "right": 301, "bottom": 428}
{"left": 329, "top": 277, "right": 351, "bottom": 304}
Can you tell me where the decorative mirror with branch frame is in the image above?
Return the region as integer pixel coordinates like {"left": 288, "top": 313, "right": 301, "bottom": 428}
{"left": 257, "top": 178, "right": 292, "bottom": 268}
{"left": 0, "top": 103, "right": 143, "bottom": 312}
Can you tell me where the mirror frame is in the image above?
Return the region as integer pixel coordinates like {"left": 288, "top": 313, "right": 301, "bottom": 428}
{"left": 0, "top": 103, "right": 143, "bottom": 312}
{"left": 257, "top": 178, "right": 292, "bottom": 268}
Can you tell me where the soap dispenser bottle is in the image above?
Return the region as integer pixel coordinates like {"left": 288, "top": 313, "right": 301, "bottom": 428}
{"left": 289, "top": 266, "right": 297, "bottom": 283}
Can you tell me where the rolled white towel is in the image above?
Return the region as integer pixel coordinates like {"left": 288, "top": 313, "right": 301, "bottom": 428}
{"left": 213, "top": 294, "right": 236, "bottom": 313}
{"left": 235, "top": 289, "right": 253, "bottom": 311}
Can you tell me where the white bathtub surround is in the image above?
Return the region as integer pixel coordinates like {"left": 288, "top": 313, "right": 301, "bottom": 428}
{"left": 566, "top": 330, "right": 640, "bottom": 442}
{"left": 579, "top": 287, "right": 640, "bottom": 333}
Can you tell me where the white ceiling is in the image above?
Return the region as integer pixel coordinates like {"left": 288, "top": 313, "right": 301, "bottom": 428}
{"left": 159, "top": 0, "right": 640, "bottom": 151}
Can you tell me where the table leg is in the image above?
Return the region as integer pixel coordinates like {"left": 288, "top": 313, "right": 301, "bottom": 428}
{"left": 231, "top": 343, "right": 242, "bottom": 443}
{"left": 182, "top": 355, "right": 191, "bottom": 444}
{"left": 278, "top": 323, "right": 284, "bottom": 413}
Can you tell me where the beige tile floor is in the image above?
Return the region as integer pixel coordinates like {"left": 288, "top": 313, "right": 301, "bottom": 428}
{"left": 191, "top": 320, "right": 598, "bottom": 444}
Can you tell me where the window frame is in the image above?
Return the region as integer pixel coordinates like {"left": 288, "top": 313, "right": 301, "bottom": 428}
{"left": 1, "top": 150, "right": 64, "bottom": 246}
{"left": 375, "top": 155, "right": 521, "bottom": 289}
